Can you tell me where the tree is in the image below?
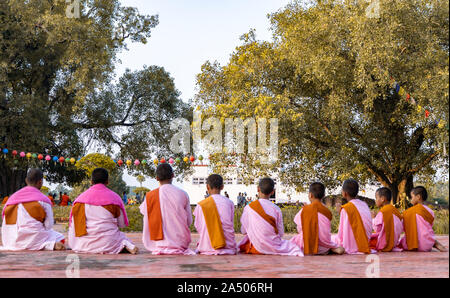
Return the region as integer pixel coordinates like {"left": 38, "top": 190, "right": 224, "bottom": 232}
{"left": 70, "top": 153, "right": 129, "bottom": 198}
{"left": 195, "top": 0, "right": 449, "bottom": 205}
{"left": 40, "top": 186, "right": 49, "bottom": 195}
{"left": 136, "top": 175, "right": 145, "bottom": 187}
{"left": 75, "top": 153, "right": 116, "bottom": 177}
{"left": 0, "top": 0, "right": 190, "bottom": 195}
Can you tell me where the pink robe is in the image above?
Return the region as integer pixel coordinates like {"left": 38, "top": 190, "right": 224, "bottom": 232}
{"left": 332, "top": 199, "right": 375, "bottom": 254}
{"left": 0, "top": 186, "right": 64, "bottom": 251}
{"left": 399, "top": 205, "right": 436, "bottom": 252}
{"left": 237, "top": 199, "right": 303, "bottom": 256}
{"left": 370, "top": 210, "right": 404, "bottom": 252}
{"left": 139, "top": 184, "right": 195, "bottom": 255}
{"left": 193, "top": 194, "right": 237, "bottom": 255}
{"left": 290, "top": 208, "right": 339, "bottom": 255}
{"left": 68, "top": 205, "right": 136, "bottom": 254}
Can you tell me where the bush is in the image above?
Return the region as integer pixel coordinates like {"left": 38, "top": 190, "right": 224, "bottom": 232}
{"left": 433, "top": 209, "right": 449, "bottom": 235}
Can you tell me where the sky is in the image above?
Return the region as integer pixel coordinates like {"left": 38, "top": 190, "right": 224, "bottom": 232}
{"left": 110, "top": 0, "right": 293, "bottom": 189}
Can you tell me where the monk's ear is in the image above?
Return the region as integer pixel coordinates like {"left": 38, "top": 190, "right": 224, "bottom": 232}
{"left": 220, "top": 185, "right": 224, "bottom": 191}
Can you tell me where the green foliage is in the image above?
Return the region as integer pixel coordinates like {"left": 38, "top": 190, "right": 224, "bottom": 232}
{"left": 195, "top": 0, "right": 449, "bottom": 204}
{"left": 40, "top": 186, "right": 49, "bottom": 195}
{"left": 133, "top": 187, "right": 150, "bottom": 195}
{"left": 0, "top": 0, "right": 191, "bottom": 195}
{"left": 76, "top": 153, "right": 116, "bottom": 177}
{"left": 281, "top": 206, "right": 301, "bottom": 233}
{"left": 433, "top": 208, "right": 449, "bottom": 234}
{"left": 120, "top": 206, "right": 143, "bottom": 233}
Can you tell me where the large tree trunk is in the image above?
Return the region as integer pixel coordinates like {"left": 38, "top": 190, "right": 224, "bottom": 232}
{"left": 391, "top": 175, "right": 414, "bottom": 209}
{"left": 0, "top": 160, "right": 27, "bottom": 196}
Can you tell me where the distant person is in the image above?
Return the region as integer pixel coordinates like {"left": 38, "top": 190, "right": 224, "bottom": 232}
{"left": 194, "top": 174, "right": 237, "bottom": 255}
{"left": 0, "top": 169, "right": 65, "bottom": 251}
{"left": 69, "top": 168, "right": 137, "bottom": 254}
{"left": 140, "top": 163, "right": 194, "bottom": 255}
{"left": 238, "top": 178, "right": 303, "bottom": 256}
{"left": 204, "top": 191, "right": 209, "bottom": 199}
{"left": 399, "top": 186, "right": 447, "bottom": 252}
{"left": 60, "top": 192, "right": 70, "bottom": 206}
{"left": 369, "top": 187, "right": 404, "bottom": 252}
{"left": 122, "top": 191, "right": 127, "bottom": 205}
{"left": 47, "top": 193, "right": 55, "bottom": 206}
{"left": 237, "top": 193, "right": 245, "bottom": 208}
{"left": 291, "top": 182, "right": 344, "bottom": 255}
{"left": 333, "top": 179, "right": 373, "bottom": 254}
{"left": 224, "top": 191, "right": 229, "bottom": 199}
{"left": 136, "top": 193, "right": 141, "bottom": 203}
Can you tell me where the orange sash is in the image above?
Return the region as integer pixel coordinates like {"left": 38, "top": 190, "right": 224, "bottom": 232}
{"left": 146, "top": 188, "right": 164, "bottom": 241}
{"left": 403, "top": 204, "right": 434, "bottom": 251}
{"left": 239, "top": 240, "right": 262, "bottom": 255}
{"left": 72, "top": 203, "right": 121, "bottom": 237}
{"left": 301, "top": 200, "right": 333, "bottom": 255}
{"left": 342, "top": 201, "right": 370, "bottom": 253}
{"left": 72, "top": 203, "right": 87, "bottom": 237}
{"left": 379, "top": 204, "right": 403, "bottom": 252}
{"left": 3, "top": 202, "right": 46, "bottom": 224}
{"left": 198, "top": 196, "right": 226, "bottom": 249}
{"left": 249, "top": 200, "right": 278, "bottom": 234}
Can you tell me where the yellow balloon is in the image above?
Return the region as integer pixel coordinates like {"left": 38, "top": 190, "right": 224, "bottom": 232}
{"left": 26, "top": 152, "right": 32, "bottom": 159}
{"left": 153, "top": 159, "right": 159, "bottom": 165}
{"left": 126, "top": 160, "right": 132, "bottom": 166}
{"left": 70, "top": 158, "right": 76, "bottom": 164}
{"left": 183, "top": 157, "right": 189, "bottom": 163}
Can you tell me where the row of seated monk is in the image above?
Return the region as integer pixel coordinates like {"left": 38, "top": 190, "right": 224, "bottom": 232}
{"left": 0, "top": 165, "right": 447, "bottom": 255}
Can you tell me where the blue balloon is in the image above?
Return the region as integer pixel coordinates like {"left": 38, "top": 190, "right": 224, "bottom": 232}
{"left": 52, "top": 156, "right": 58, "bottom": 162}
{"left": 2, "top": 148, "right": 8, "bottom": 154}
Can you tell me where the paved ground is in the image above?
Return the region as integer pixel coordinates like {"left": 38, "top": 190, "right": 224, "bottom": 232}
{"left": 0, "top": 227, "right": 448, "bottom": 278}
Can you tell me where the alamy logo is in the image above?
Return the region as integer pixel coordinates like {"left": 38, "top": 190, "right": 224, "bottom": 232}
{"left": 66, "top": 0, "right": 80, "bottom": 19}
{"left": 170, "top": 111, "right": 279, "bottom": 164}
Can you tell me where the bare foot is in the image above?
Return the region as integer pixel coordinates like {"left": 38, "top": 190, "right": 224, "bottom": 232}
{"left": 54, "top": 241, "right": 66, "bottom": 251}
{"left": 126, "top": 246, "right": 139, "bottom": 255}
{"left": 330, "top": 247, "right": 345, "bottom": 255}
{"left": 434, "top": 241, "right": 448, "bottom": 252}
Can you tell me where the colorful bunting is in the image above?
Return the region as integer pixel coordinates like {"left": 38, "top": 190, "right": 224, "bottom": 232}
{"left": 0, "top": 148, "right": 202, "bottom": 170}
{"left": 391, "top": 79, "right": 446, "bottom": 129}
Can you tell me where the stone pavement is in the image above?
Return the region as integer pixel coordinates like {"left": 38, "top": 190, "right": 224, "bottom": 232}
{"left": 0, "top": 228, "right": 448, "bottom": 278}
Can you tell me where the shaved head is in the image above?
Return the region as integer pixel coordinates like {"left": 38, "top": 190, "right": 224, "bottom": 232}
{"left": 26, "top": 168, "right": 44, "bottom": 188}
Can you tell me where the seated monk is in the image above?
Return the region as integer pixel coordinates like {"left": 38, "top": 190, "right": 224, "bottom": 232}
{"left": 369, "top": 187, "right": 404, "bottom": 252}
{"left": 139, "top": 163, "right": 195, "bottom": 255}
{"left": 238, "top": 178, "right": 303, "bottom": 256}
{"left": 332, "top": 179, "right": 374, "bottom": 254}
{"left": 194, "top": 174, "right": 237, "bottom": 255}
{"left": 0, "top": 169, "right": 65, "bottom": 251}
{"left": 68, "top": 168, "right": 137, "bottom": 254}
{"left": 291, "top": 182, "right": 344, "bottom": 255}
{"left": 399, "top": 186, "right": 447, "bottom": 252}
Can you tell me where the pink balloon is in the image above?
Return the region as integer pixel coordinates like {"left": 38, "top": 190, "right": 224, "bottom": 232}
{"left": 134, "top": 159, "right": 140, "bottom": 166}
{"left": 169, "top": 158, "right": 175, "bottom": 164}
{"left": 45, "top": 155, "right": 51, "bottom": 161}
{"left": 20, "top": 152, "right": 25, "bottom": 158}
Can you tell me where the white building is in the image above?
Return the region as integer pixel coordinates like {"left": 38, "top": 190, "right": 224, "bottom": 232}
{"left": 181, "top": 165, "right": 380, "bottom": 205}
